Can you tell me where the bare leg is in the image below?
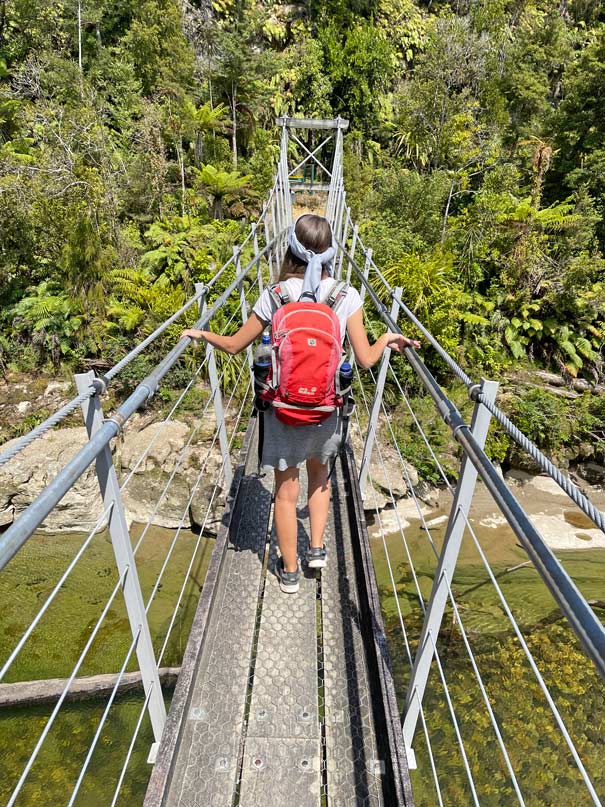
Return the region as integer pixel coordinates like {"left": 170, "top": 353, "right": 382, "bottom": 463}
{"left": 306, "top": 457, "right": 330, "bottom": 549}
{"left": 274, "top": 467, "right": 299, "bottom": 572}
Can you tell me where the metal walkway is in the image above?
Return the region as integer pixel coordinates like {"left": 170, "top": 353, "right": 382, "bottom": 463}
{"left": 145, "top": 418, "right": 413, "bottom": 806}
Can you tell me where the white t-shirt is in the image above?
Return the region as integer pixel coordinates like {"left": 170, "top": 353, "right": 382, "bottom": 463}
{"left": 252, "top": 278, "right": 362, "bottom": 344}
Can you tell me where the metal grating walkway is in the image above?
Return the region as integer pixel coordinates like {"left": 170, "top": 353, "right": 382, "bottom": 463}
{"left": 144, "top": 416, "right": 413, "bottom": 806}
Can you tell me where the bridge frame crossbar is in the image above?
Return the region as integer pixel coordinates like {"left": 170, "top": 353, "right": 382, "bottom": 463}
{"left": 74, "top": 371, "right": 167, "bottom": 749}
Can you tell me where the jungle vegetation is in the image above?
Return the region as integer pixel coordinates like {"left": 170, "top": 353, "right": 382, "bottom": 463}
{"left": 0, "top": 0, "right": 604, "bottom": 460}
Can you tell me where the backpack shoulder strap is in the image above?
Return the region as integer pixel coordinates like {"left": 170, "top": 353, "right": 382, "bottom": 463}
{"left": 268, "top": 282, "right": 291, "bottom": 312}
{"left": 321, "top": 280, "right": 349, "bottom": 313}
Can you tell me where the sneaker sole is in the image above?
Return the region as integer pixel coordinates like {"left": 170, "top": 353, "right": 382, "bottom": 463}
{"left": 307, "top": 558, "right": 327, "bottom": 569}
{"left": 279, "top": 580, "right": 300, "bottom": 593}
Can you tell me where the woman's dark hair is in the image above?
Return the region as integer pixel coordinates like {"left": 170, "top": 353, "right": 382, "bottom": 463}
{"left": 278, "top": 214, "right": 332, "bottom": 281}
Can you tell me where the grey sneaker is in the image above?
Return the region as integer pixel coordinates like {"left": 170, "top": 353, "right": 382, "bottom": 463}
{"left": 277, "top": 558, "right": 300, "bottom": 593}
{"left": 306, "top": 544, "right": 327, "bottom": 569}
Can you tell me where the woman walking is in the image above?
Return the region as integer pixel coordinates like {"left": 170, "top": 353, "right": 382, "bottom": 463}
{"left": 181, "top": 214, "right": 419, "bottom": 593}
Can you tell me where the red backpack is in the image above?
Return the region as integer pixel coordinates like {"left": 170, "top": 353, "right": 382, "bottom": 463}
{"left": 261, "top": 281, "right": 349, "bottom": 426}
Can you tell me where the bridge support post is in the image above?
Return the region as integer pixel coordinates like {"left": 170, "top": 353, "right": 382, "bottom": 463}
{"left": 234, "top": 247, "right": 254, "bottom": 385}
{"left": 358, "top": 288, "right": 402, "bottom": 500}
{"left": 195, "top": 284, "right": 233, "bottom": 488}
{"left": 75, "top": 372, "right": 167, "bottom": 750}
{"left": 251, "top": 222, "right": 263, "bottom": 295}
{"left": 349, "top": 246, "right": 373, "bottom": 366}
{"left": 262, "top": 203, "right": 274, "bottom": 282}
{"left": 345, "top": 222, "right": 358, "bottom": 286}
{"left": 402, "top": 377, "right": 499, "bottom": 762}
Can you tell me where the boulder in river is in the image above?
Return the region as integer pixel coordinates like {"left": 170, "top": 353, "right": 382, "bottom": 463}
{"left": 0, "top": 418, "right": 227, "bottom": 533}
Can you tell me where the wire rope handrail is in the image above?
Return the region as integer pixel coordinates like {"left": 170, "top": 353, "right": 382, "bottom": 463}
{"left": 338, "top": 241, "right": 605, "bottom": 680}
{"left": 109, "top": 378, "right": 254, "bottom": 806}
{"left": 344, "top": 231, "right": 605, "bottom": 533}
{"left": 0, "top": 216, "right": 272, "bottom": 469}
{"left": 6, "top": 567, "right": 130, "bottom": 806}
{"left": 357, "top": 355, "right": 527, "bottom": 805}
{"left": 353, "top": 366, "right": 483, "bottom": 804}
{"left": 0, "top": 231, "right": 282, "bottom": 571}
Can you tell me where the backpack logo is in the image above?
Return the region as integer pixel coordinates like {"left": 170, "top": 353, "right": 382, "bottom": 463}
{"left": 308, "top": 338, "right": 316, "bottom": 346}
{"left": 298, "top": 386, "right": 317, "bottom": 396}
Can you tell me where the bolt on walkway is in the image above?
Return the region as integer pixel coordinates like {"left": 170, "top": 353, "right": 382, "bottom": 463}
{"left": 144, "top": 417, "right": 413, "bottom": 806}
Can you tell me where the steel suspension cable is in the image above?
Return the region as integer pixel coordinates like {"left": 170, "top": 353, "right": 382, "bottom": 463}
{"left": 111, "top": 382, "right": 254, "bottom": 803}
{"left": 109, "top": 685, "right": 154, "bottom": 807}
{"left": 344, "top": 249, "right": 605, "bottom": 677}
{"left": 360, "top": 321, "right": 601, "bottom": 803}
{"left": 361, "top": 356, "right": 526, "bottom": 804}
{"left": 6, "top": 567, "right": 129, "bottom": 806}
{"left": 131, "top": 352, "right": 243, "bottom": 557}
{"left": 347, "top": 238, "right": 605, "bottom": 532}
{"left": 120, "top": 276, "right": 260, "bottom": 496}
{"left": 0, "top": 234, "right": 274, "bottom": 471}
{"left": 155, "top": 380, "right": 253, "bottom": 661}
{"left": 0, "top": 500, "right": 114, "bottom": 681}
{"left": 66, "top": 628, "right": 142, "bottom": 806}
{"left": 346, "top": 390, "right": 443, "bottom": 807}
{"left": 143, "top": 361, "right": 250, "bottom": 615}
{"left": 119, "top": 355, "right": 210, "bottom": 494}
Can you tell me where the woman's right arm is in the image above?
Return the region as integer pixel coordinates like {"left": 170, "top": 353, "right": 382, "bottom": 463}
{"left": 346, "top": 308, "right": 420, "bottom": 369}
{"left": 181, "top": 312, "right": 266, "bottom": 354}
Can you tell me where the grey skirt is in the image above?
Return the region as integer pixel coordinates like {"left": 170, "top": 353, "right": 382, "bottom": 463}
{"left": 261, "top": 410, "right": 344, "bottom": 471}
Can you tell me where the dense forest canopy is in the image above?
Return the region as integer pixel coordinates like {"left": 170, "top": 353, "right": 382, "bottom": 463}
{"left": 0, "top": 0, "right": 604, "bottom": 394}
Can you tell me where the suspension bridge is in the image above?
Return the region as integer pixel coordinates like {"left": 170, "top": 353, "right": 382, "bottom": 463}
{"left": 0, "top": 117, "right": 604, "bottom": 807}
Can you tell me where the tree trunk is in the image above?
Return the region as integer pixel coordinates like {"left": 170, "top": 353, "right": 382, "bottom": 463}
{"left": 195, "top": 131, "right": 203, "bottom": 166}
{"left": 176, "top": 142, "right": 186, "bottom": 218}
{"left": 77, "top": 0, "right": 84, "bottom": 96}
{"left": 441, "top": 179, "right": 455, "bottom": 246}
{"left": 231, "top": 83, "right": 237, "bottom": 168}
{"left": 212, "top": 197, "right": 223, "bottom": 221}
{"left": 0, "top": 0, "right": 7, "bottom": 46}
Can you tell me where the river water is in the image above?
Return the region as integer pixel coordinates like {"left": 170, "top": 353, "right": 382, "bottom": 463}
{"left": 1, "top": 482, "right": 604, "bottom": 806}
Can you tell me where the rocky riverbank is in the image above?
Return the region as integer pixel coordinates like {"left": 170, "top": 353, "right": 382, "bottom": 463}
{"left": 1, "top": 370, "right": 603, "bottom": 542}
{"left": 0, "top": 413, "right": 227, "bottom": 533}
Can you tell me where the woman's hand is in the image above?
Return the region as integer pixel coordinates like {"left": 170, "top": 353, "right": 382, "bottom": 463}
{"left": 181, "top": 328, "right": 205, "bottom": 343}
{"left": 384, "top": 332, "right": 421, "bottom": 353}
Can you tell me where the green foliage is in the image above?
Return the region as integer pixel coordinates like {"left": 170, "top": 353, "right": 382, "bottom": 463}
{"left": 195, "top": 164, "right": 253, "bottom": 220}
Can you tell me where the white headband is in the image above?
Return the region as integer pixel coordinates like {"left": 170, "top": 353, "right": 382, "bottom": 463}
{"left": 288, "top": 217, "right": 335, "bottom": 302}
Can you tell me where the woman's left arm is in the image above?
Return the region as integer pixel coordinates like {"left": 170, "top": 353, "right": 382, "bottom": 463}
{"left": 346, "top": 308, "right": 420, "bottom": 369}
{"left": 181, "top": 312, "right": 267, "bottom": 354}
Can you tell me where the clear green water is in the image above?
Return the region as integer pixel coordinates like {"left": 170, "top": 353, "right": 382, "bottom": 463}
{"left": 1, "top": 505, "right": 604, "bottom": 806}
{"left": 0, "top": 524, "right": 213, "bottom": 806}
{"left": 370, "top": 499, "right": 605, "bottom": 807}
